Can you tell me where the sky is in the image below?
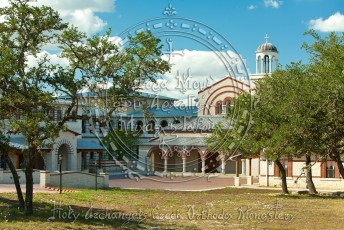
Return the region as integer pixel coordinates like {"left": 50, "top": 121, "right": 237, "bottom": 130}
{"left": 1, "top": 0, "right": 343, "bottom": 101}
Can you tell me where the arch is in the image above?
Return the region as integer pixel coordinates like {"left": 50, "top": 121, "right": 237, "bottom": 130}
{"left": 223, "top": 97, "right": 234, "bottom": 114}
{"left": 264, "top": 55, "right": 270, "bottom": 73}
{"left": 205, "top": 152, "right": 220, "bottom": 173}
{"left": 54, "top": 139, "right": 74, "bottom": 171}
{"left": 203, "top": 87, "right": 244, "bottom": 115}
{"left": 147, "top": 146, "right": 166, "bottom": 172}
{"left": 160, "top": 120, "right": 168, "bottom": 129}
{"left": 147, "top": 120, "right": 155, "bottom": 134}
{"left": 0, "top": 154, "right": 6, "bottom": 169}
{"left": 136, "top": 120, "right": 143, "bottom": 133}
{"left": 117, "top": 120, "right": 125, "bottom": 131}
{"left": 215, "top": 101, "right": 222, "bottom": 115}
{"left": 173, "top": 119, "right": 181, "bottom": 124}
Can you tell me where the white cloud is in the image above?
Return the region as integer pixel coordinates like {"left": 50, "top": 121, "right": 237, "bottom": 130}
{"left": 264, "top": 0, "right": 282, "bottom": 8}
{"left": 140, "top": 50, "right": 248, "bottom": 102}
{"left": 26, "top": 51, "right": 69, "bottom": 70}
{"left": 1, "top": 0, "right": 115, "bottom": 36}
{"left": 308, "top": 12, "right": 344, "bottom": 32}
{"left": 248, "top": 5, "right": 257, "bottom": 10}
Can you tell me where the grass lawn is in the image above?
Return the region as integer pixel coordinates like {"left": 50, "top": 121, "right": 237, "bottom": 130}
{"left": 0, "top": 187, "right": 344, "bottom": 229}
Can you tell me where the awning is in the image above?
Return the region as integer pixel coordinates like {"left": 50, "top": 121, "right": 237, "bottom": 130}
{"left": 9, "top": 136, "right": 51, "bottom": 150}
{"left": 77, "top": 139, "right": 105, "bottom": 151}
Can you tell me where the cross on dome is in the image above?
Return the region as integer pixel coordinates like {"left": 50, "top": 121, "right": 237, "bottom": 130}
{"left": 265, "top": 34, "right": 269, "bottom": 43}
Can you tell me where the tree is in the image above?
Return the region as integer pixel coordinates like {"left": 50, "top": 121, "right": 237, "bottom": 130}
{"left": 101, "top": 129, "right": 140, "bottom": 160}
{"left": 206, "top": 62, "right": 327, "bottom": 195}
{"left": 302, "top": 30, "right": 344, "bottom": 180}
{"left": 0, "top": 0, "right": 169, "bottom": 215}
{"left": 0, "top": 129, "right": 25, "bottom": 211}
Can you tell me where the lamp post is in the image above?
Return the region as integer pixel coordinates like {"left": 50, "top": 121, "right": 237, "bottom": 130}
{"left": 94, "top": 160, "right": 98, "bottom": 191}
{"left": 58, "top": 153, "right": 62, "bottom": 194}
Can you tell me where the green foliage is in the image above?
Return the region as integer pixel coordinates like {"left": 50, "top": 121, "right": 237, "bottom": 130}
{"left": 101, "top": 129, "right": 140, "bottom": 160}
{"left": 0, "top": 0, "right": 169, "bottom": 214}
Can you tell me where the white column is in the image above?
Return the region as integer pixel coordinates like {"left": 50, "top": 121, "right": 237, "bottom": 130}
{"left": 95, "top": 122, "right": 100, "bottom": 133}
{"left": 151, "top": 154, "right": 154, "bottom": 171}
{"left": 261, "top": 56, "right": 264, "bottom": 73}
{"left": 241, "top": 159, "right": 246, "bottom": 175}
{"left": 266, "top": 159, "right": 269, "bottom": 187}
{"left": 221, "top": 158, "right": 226, "bottom": 174}
{"left": 164, "top": 157, "right": 168, "bottom": 173}
{"left": 182, "top": 158, "right": 186, "bottom": 173}
{"left": 201, "top": 158, "right": 205, "bottom": 174}
{"left": 85, "top": 120, "right": 90, "bottom": 133}
{"left": 269, "top": 55, "right": 272, "bottom": 73}
{"left": 70, "top": 151, "right": 78, "bottom": 171}
{"left": 256, "top": 58, "right": 259, "bottom": 74}
{"left": 51, "top": 151, "right": 57, "bottom": 171}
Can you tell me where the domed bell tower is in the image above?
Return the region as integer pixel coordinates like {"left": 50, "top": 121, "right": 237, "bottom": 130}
{"left": 250, "top": 34, "right": 278, "bottom": 88}
{"left": 256, "top": 34, "right": 278, "bottom": 74}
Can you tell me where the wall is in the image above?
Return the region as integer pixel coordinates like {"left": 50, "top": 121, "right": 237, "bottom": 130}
{"left": 40, "top": 171, "right": 109, "bottom": 189}
{"left": 259, "top": 176, "right": 344, "bottom": 190}
{"left": 0, "top": 169, "right": 40, "bottom": 184}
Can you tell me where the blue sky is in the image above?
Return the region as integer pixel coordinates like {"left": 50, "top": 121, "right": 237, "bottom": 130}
{"left": 1, "top": 0, "right": 343, "bottom": 99}
{"left": 102, "top": 0, "right": 344, "bottom": 72}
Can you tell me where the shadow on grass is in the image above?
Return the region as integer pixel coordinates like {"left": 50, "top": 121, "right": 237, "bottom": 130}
{"left": 276, "top": 191, "right": 344, "bottom": 200}
{"left": 0, "top": 189, "right": 198, "bottom": 229}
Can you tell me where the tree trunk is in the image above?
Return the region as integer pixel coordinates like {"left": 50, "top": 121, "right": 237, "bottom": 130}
{"left": 305, "top": 154, "right": 317, "bottom": 194}
{"left": 331, "top": 152, "right": 344, "bottom": 179}
{"left": 274, "top": 159, "right": 289, "bottom": 194}
{"left": 3, "top": 152, "right": 25, "bottom": 211}
{"left": 24, "top": 151, "right": 35, "bottom": 215}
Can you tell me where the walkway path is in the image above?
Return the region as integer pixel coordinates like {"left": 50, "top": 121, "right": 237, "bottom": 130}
{"left": 0, "top": 184, "right": 57, "bottom": 193}
{"left": 109, "top": 175, "right": 250, "bottom": 191}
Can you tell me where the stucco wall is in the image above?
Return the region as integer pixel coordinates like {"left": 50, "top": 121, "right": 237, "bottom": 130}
{"left": 0, "top": 169, "right": 40, "bottom": 184}
{"left": 40, "top": 171, "right": 109, "bottom": 189}
{"left": 259, "top": 176, "right": 344, "bottom": 190}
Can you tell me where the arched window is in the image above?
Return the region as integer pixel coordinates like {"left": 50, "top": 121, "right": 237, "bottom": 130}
{"left": 264, "top": 55, "right": 270, "bottom": 73}
{"left": 226, "top": 100, "right": 231, "bottom": 114}
{"left": 326, "top": 161, "right": 335, "bottom": 178}
{"left": 160, "top": 120, "right": 168, "bottom": 129}
{"left": 136, "top": 120, "right": 143, "bottom": 133}
{"left": 147, "top": 120, "right": 155, "bottom": 134}
{"left": 118, "top": 120, "right": 125, "bottom": 131}
{"left": 215, "top": 101, "right": 222, "bottom": 115}
{"left": 173, "top": 120, "right": 181, "bottom": 124}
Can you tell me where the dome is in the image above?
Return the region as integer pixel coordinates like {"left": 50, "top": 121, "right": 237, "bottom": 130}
{"left": 257, "top": 42, "right": 278, "bottom": 53}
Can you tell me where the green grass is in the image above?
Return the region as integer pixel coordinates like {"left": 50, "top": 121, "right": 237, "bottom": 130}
{"left": 1, "top": 188, "right": 344, "bottom": 229}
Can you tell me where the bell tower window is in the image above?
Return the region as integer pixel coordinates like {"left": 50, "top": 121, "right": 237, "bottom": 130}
{"left": 264, "top": 55, "right": 270, "bottom": 73}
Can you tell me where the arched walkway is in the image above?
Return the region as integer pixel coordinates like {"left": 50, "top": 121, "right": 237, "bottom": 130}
{"left": 205, "top": 152, "right": 220, "bottom": 173}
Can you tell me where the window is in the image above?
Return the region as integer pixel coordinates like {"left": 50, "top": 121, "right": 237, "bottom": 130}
{"left": 136, "top": 120, "right": 143, "bottom": 133}
{"left": 160, "top": 120, "right": 168, "bottom": 129}
{"left": 326, "top": 161, "right": 335, "bottom": 178}
{"left": 224, "top": 99, "right": 231, "bottom": 114}
{"left": 134, "top": 100, "right": 140, "bottom": 107}
{"left": 56, "top": 109, "right": 62, "bottom": 121}
{"left": 0, "top": 154, "right": 6, "bottom": 170}
{"left": 118, "top": 120, "right": 125, "bottom": 131}
{"left": 173, "top": 120, "right": 181, "bottom": 124}
{"left": 82, "top": 119, "right": 86, "bottom": 133}
{"left": 215, "top": 101, "right": 222, "bottom": 115}
{"left": 147, "top": 120, "right": 155, "bottom": 134}
{"left": 264, "top": 55, "right": 270, "bottom": 73}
